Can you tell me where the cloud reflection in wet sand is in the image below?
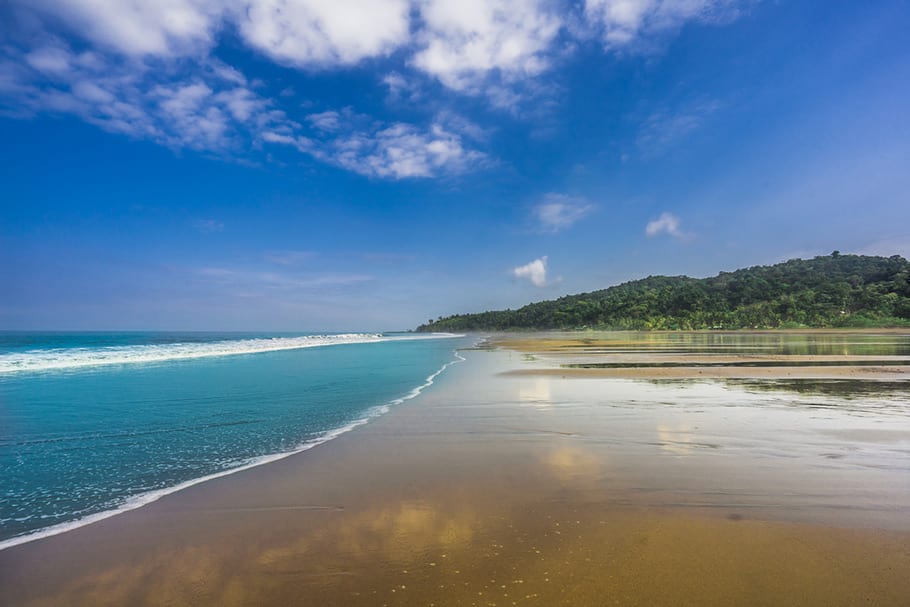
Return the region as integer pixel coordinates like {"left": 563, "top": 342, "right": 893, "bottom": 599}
{"left": 26, "top": 496, "right": 910, "bottom": 607}
{"left": 519, "top": 376, "right": 553, "bottom": 409}
{"left": 657, "top": 423, "right": 699, "bottom": 456}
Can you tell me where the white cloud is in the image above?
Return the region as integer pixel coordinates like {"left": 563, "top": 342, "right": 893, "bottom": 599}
{"left": 209, "top": 61, "right": 247, "bottom": 85}
{"left": 533, "top": 193, "right": 594, "bottom": 232}
{"left": 584, "top": 0, "right": 742, "bottom": 49}
{"left": 2, "top": 24, "right": 491, "bottom": 179}
{"left": 645, "top": 212, "right": 685, "bottom": 238}
{"left": 70, "top": 80, "right": 116, "bottom": 104}
{"left": 154, "top": 82, "right": 230, "bottom": 148}
{"left": 1, "top": 41, "right": 298, "bottom": 152}
{"left": 1, "top": 0, "right": 752, "bottom": 176}
{"left": 382, "top": 71, "right": 422, "bottom": 102}
{"left": 513, "top": 256, "right": 550, "bottom": 287}
{"left": 25, "top": 46, "right": 73, "bottom": 75}
{"left": 264, "top": 112, "right": 487, "bottom": 179}
{"left": 327, "top": 122, "right": 487, "bottom": 179}
{"left": 412, "top": 0, "right": 563, "bottom": 99}
{"left": 8, "top": 0, "right": 752, "bottom": 110}
{"left": 306, "top": 110, "right": 342, "bottom": 131}
{"left": 28, "top": 0, "right": 222, "bottom": 56}
{"left": 236, "top": 0, "right": 411, "bottom": 66}
{"left": 260, "top": 131, "right": 297, "bottom": 145}
{"left": 214, "top": 87, "right": 264, "bottom": 122}
{"left": 19, "top": 0, "right": 413, "bottom": 66}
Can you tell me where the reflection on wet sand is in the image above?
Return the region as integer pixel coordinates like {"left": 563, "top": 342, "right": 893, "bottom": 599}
{"left": 2, "top": 331, "right": 909, "bottom": 606}
{"left": 497, "top": 330, "right": 910, "bottom": 379}
{"left": 506, "top": 364, "right": 910, "bottom": 379}
{"left": 259, "top": 498, "right": 480, "bottom": 570}
{"left": 13, "top": 493, "right": 910, "bottom": 607}
{"left": 729, "top": 378, "right": 910, "bottom": 398}
{"left": 542, "top": 445, "right": 605, "bottom": 482}
{"left": 519, "top": 376, "right": 553, "bottom": 409}
{"left": 495, "top": 330, "right": 910, "bottom": 356}
{"left": 656, "top": 423, "right": 701, "bottom": 456}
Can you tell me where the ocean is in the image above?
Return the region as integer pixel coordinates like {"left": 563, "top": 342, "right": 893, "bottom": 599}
{"left": 0, "top": 331, "right": 470, "bottom": 549}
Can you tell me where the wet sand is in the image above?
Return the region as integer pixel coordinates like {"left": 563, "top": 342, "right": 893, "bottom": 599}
{"left": 2, "top": 334, "right": 910, "bottom": 606}
{"left": 505, "top": 365, "right": 910, "bottom": 379}
{"left": 495, "top": 331, "right": 910, "bottom": 379}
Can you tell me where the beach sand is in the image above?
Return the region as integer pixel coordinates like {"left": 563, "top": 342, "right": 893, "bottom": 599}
{"left": 1, "top": 334, "right": 909, "bottom": 606}
{"left": 494, "top": 331, "right": 910, "bottom": 379}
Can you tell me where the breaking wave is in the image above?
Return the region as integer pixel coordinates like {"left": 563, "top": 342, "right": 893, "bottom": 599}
{"left": 0, "top": 333, "right": 460, "bottom": 374}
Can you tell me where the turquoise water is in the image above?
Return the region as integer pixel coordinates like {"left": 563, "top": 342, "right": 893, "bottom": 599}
{"left": 0, "top": 332, "right": 468, "bottom": 547}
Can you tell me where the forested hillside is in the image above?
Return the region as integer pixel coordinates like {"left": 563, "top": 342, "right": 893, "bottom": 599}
{"left": 417, "top": 253, "right": 910, "bottom": 331}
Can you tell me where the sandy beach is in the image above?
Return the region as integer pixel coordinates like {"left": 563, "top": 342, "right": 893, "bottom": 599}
{"left": 496, "top": 331, "right": 910, "bottom": 379}
{"left": 1, "top": 332, "right": 909, "bottom": 606}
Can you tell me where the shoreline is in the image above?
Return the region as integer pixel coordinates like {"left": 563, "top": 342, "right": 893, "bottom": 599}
{"left": 0, "top": 349, "right": 466, "bottom": 552}
{"left": 1, "top": 334, "right": 909, "bottom": 605}
{"left": 0, "top": 416, "right": 375, "bottom": 552}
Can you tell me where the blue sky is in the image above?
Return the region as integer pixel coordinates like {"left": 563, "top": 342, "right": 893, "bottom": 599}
{"left": 1, "top": 0, "right": 908, "bottom": 331}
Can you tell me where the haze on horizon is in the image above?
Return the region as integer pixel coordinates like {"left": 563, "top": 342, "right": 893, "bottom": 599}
{"left": 1, "top": 0, "right": 908, "bottom": 331}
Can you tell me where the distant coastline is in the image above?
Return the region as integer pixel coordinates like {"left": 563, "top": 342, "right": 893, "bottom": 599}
{"left": 418, "top": 253, "right": 910, "bottom": 332}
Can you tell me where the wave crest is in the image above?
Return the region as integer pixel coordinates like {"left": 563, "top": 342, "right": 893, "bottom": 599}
{"left": 0, "top": 333, "right": 459, "bottom": 374}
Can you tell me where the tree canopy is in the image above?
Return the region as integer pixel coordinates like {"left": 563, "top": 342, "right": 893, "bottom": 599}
{"left": 417, "top": 254, "right": 910, "bottom": 332}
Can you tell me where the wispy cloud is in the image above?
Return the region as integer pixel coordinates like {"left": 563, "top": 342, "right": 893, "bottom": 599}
{"left": 264, "top": 112, "right": 489, "bottom": 179}
{"left": 585, "top": 0, "right": 745, "bottom": 50}
{"left": 533, "top": 193, "right": 594, "bottom": 232}
{"left": 361, "top": 252, "right": 416, "bottom": 263}
{"left": 637, "top": 98, "right": 722, "bottom": 157}
{"left": 382, "top": 71, "right": 422, "bottom": 102}
{"left": 1, "top": 39, "right": 489, "bottom": 179}
{"left": 306, "top": 110, "right": 343, "bottom": 131}
{"left": 195, "top": 266, "right": 373, "bottom": 291}
{"left": 857, "top": 237, "right": 910, "bottom": 259}
{"left": 194, "top": 218, "right": 224, "bottom": 233}
{"left": 1, "top": 0, "right": 751, "bottom": 170}
{"left": 263, "top": 250, "right": 318, "bottom": 265}
{"left": 513, "top": 256, "right": 558, "bottom": 287}
{"left": 645, "top": 212, "right": 687, "bottom": 239}
{"left": 1, "top": 41, "right": 292, "bottom": 153}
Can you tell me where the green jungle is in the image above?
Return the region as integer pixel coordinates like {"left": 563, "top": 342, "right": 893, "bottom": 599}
{"left": 417, "top": 253, "right": 910, "bottom": 332}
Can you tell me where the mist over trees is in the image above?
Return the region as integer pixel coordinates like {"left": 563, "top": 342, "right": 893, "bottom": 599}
{"left": 417, "top": 254, "right": 910, "bottom": 332}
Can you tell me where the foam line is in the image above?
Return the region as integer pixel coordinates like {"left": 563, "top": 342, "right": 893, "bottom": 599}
{"left": 0, "top": 348, "right": 467, "bottom": 552}
{"left": 0, "top": 333, "right": 462, "bottom": 374}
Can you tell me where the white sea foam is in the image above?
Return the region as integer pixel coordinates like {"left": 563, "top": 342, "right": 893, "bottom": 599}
{"left": 0, "top": 333, "right": 461, "bottom": 374}
{"left": 0, "top": 347, "right": 467, "bottom": 552}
